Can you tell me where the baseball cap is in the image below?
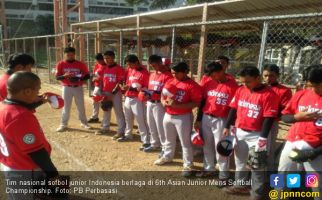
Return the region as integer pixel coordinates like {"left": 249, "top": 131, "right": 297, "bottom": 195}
{"left": 171, "top": 62, "right": 189, "bottom": 73}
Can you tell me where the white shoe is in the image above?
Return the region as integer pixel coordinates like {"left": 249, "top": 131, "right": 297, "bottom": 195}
{"left": 215, "top": 163, "right": 219, "bottom": 171}
{"left": 81, "top": 124, "right": 92, "bottom": 130}
{"left": 56, "top": 126, "right": 67, "bottom": 132}
{"left": 154, "top": 157, "right": 172, "bottom": 165}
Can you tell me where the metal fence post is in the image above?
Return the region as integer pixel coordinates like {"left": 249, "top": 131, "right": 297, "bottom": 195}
{"left": 86, "top": 33, "right": 91, "bottom": 97}
{"left": 197, "top": 3, "right": 208, "bottom": 81}
{"left": 119, "top": 31, "right": 123, "bottom": 66}
{"left": 33, "top": 38, "right": 38, "bottom": 73}
{"left": 46, "top": 36, "right": 50, "bottom": 83}
{"left": 170, "top": 27, "right": 176, "bottom": 63}
{"left": 257, "top": 21, "right": 269, "bottom": 72}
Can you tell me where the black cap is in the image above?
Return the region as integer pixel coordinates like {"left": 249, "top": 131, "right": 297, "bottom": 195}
{"left": 171, "top": 62, "right": 189, "bottom": 73}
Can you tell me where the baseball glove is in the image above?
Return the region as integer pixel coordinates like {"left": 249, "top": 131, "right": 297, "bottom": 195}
{"left": 69, "top": 76, "right": 80, "bottom": 83}
{"left": 101, "top": 100, "right": 113, "bottom": 111}
{"left": 247, "top": 146, "right": 267, "bottom": 170}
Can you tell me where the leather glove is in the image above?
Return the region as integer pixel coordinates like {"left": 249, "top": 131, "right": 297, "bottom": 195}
{"left": 289, "top": 149, "right": 317, "bottom": 163}
{"left": 255, "top": 137, "right": 267, "bottom": 152}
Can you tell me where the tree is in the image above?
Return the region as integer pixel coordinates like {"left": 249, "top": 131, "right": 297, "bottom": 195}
{"left": 125, "top": 0, "right": 219, "bottom": 9}
{"left": 35, "top": 15, "right": 54, "bottom": 35}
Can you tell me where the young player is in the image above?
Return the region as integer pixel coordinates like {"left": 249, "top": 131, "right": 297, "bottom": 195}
{"left": 223, "top": 66, "right": 279, "bottom": 200}
{"left": 154, "top": 62, "right": 202, "bottom": 177}
{"left": 55, "top": 47, "right": 91, "bottom": 132}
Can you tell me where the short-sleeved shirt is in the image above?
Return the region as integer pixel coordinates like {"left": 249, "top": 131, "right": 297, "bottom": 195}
{"left": 282, "top": 89, "right": 322, "bottom": 148}
{"left": 55, "top": 60, "right": 89, "bottom": 86}
{"left": 229, "top": 85, "right": 279, "bottom": 132}
{"left": 199, "top": 73, "right": 235, "bottom": 87}
{"left": 97, "top": 64, "right": 126, "bottom": 93}
{"left": 92, "top": 63, "right": 106, "bottom": 87}
{"left": 164, "top": 78, "right": 202, "bottom": 115}
{"left": 0, "top": 73, "right": 10, "bottom": 101}
{"left": 270, "top": 83, "right": 292, "bottom": 112}
{"left": 0, "top": 102, "right": 51, "bottom": 170}
{"left": 125, "top": 66, "right": 149, "bottom": 98}
{"left": 202, "top": 78, "right": 238, "bottom": 118}
{"left": 148, "top": 71, "right": 173, "bottom": 101}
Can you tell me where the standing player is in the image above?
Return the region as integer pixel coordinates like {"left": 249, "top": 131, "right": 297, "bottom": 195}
{"left": 0, "top": 72, "right": 61, "bottom": 200}
{"left": 55, "top": 47, "right": 91, "bottom": 132}
{"left": 262, "top": 64, "right": 292, "bottom": 171}
{"left": 194, "top": 62, "right": 238, "bottom": 179}
{"left": 223, "top": 66, "right": 279, "bottom": 200}
{"left": 118, "top": 55, "right": 150, "bottom": 150}
{"left": 0, "top": 53, "right": 35, "bottom": 101}
{"left": 154, "top": 62, "right": 202, "bottom": 177}
{"left": 87, "top": 53, "right": 106, "bottom": 123}
{"left": 143, "top": 55, "right": 173, "bottom": 154}
{"left": 95, "top": 51, "right": 126, "bottom": 138}
{"left": 278, "top": 66, "right": 322, "bottom": 199}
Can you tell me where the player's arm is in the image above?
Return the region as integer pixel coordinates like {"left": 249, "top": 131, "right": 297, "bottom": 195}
{"left": 168, "top": 84, "right": 201, "bottom": 109}
{"left": 55, "top": 62, "right": 70, "bottom": 80}
{"left": 80, "top": 63, "right": 90, "bottom": 81}
{"left": 28, "top": 148, "right": 59, "bottom": 178}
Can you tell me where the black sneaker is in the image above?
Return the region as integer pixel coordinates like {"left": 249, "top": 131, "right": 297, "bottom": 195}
{"left": 139, "top": 143, "right": 151, "bottom": 151}
{"left": 88, "top": 118, "right": 99, "bottom": 123}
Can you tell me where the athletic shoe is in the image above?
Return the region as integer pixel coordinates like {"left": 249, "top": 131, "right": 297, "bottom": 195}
{"left": 143, "top": 146, "right": 161, "bottom": 153}
{"left": 182, "top": 166, "right": 194, "bottom": 177}
{"left": 117, "top": 135, "right": 133, "bottom": 142}
{"left": 215, "top": 163, "right": 220, "bottom": 171}
{"left": 95, "top": 128, "right": 109, "bottom": 135}
{"left": 154, "top": 157, "right": 172, "bottom": 165}
{"left": 81, "top": 124, "right": 92, "bottom": 130}
{"left": 158, "top": 150, "right": 164, "bottom": 158}
{"left": 87, "top": 117, "right": 99, "bottom": 123}
{"left": 112, "top": 133, "right": 124, "bottom": 140}
{"left": 56, "top": 126, "right": 67, "bottom": 132}
{"left": 139, "top": 143, "right": 151, "bottom": 151}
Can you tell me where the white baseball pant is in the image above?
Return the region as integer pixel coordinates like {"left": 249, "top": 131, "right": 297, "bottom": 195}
{"left": 147, "top": 101, "right": 166, "bottom": 149}
{"left": 124, "top": 97, "right": 150, "bottom": 144}
{"left": 234, "top": 128, "right": 267, "bottom": 198}
{"left": 91, "top": 100, "right": 100, "bottom": 119}
{"left": 61, "top": 86, "right": 88, "bottom": 126}
{"left": 101, "top": 91, "right": 126, "bottom": 133}
{"left": 201, "top": 114, "right": 230, "bottom": 179}
{"left": 278, "top": 141, "right": 322, "bottom": 200}
{"left": 162, "top": 113, "right": 193, "bottom": 167}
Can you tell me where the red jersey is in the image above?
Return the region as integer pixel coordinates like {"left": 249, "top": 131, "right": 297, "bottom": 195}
{"left": 55, "top": 60, "right": 89, "bottom": 86}
{"left": 125, "top": 66, "right": 149, "bottom": 98}
{"left": 202, "top": 78, "right": 238, "bottom": 118}
{"left": 164, "top": 78, "right": 202, "bottom": 115}
{"left": 229, "top": 85, "right": 279, "bottom": 132}
{"left": 282, "top": 89, "right": 322, "bottom": 148}
{"left": 92, "top": 63, "right": 105, "bottom": 87}
{"left": 97, "top": 64, "right": 126, "bottom": 93}
{"left": 0, "top": 102, "right": 51, "bottom": 170}
{"left": 270, "top": 83, "right": 292, "bottom": 111}
{"left": 0, "top": 72, "right": 10, "bottom": 101}
{"left": 148, "top": 71, "right": 173, "bottom": 101}
{"left": 199, "top": 73, "right": 235, "bottom": 87}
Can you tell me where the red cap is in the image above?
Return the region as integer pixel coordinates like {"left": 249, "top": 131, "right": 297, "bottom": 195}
{"left": 191, "top": 129, "right": 204, "bottom": 146}
{"left": 162, "top": 84, "right": 177, "bottom": 99}
{"left": 44, "top": 92, "right": 64, "bottom": 109}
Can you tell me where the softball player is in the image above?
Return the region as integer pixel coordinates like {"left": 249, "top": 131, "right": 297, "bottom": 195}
{"left": 144, "top": 55, "right": 173, "bottom": 153}
{"left": 87, "top": 53, "right": 106, "bottom": 123}
{"left": 154, "top": 62, "right": 202, "bottom": 177}
{"left": 55, "top": 47, "right": 91, "bottom": 132}
{"left": 262, "top": 64, "right": 292, "bottom": 171}
{"left": 0, "top": 72, "right": 60, "bottom": 200}
{"left": 118, "top": 55, "right": 150, "bottom": 150}
{"left": 223, "top": 66, "right": 279, "bottom": 200}
{"left": 0, "top": 53, "right": 35, "bottom": 101}
{"left": 278, "top": 66, "right": 322, "bottom": 200}
{"left": 194, "top": 62, "right": 238, "bottom": 179}
{"left": 95, "top": 51, "right": 126, "bottom": 138}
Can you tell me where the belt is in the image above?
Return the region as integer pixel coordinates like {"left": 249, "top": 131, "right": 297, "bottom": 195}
{"left": 241, "top": 128, "right": 257, "bottom": 133}
{"left": 66, "top": 85, "right": 80, "bottom": 88}
{"left": 205, "top": 113, "right": 220, "bottom": 118}
{"left": 149, "top": 100, "right": 161, "bottom": 103}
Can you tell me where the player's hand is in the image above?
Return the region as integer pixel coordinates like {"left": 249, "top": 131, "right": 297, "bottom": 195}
{"left": 165, "top": 99, "right": 177, "bottom": 107}
{"left": 294, "top": 110, "right": 322, "bottom": 121}
{"left": 223, "top": 128, "right": 230, "bottom": 136}
{"left": 41, "top": 93, "right": 50, "bottom": 103}
{"left": 254, "top": 137, "right": 267, "bottom": 152}
{"left": 92, "top": 77, "right": 100, "bottom": 83}
{"left": 119, "top": 83, "right": 129, "bottom": 91}
{"left": 63, "top": 72, "right": 72, "bottom": 78}
{"left": 194, "top": 121, "right": 201, "bottom": 130}
{"left": 289, "top": 149, "right": 317, "bottom": 163}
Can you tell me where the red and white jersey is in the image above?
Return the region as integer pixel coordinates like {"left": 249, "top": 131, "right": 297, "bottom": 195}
{"left": 92, "top": 63, "right": 105, "bottom": 87}
{"left": 148, "top": 71, "right": 173, "bottom": 100}
{"left": 55, "top": 60, "right": 89, "bottom": 86}
{"left": 270, "top": 83, "right": 292, "bottom": 110}
{"left": 282, "top": 89, "right": 322, "bottom": 148}
{"left": 0, "top": 73, "right": 10, "bottom": 101}
{"left": 97, "top": 64, "right": 126, "bottom": 93}
{"left": 199, "top": 73, "right": 235, "bottom": 87}
{"left": 164, "top": 78, "right": 202, "bottom": 115}
{"left": 229, "top": 85, "right": 279, "bottom": 132}
{"left": 0, "top": 102, "right": 51, "bottom": 170}
{"left": 125, "top": 66, "right": 149, "bottom": 98}
{"left": 202, "top": 78, "right": 238, "bottom": 118}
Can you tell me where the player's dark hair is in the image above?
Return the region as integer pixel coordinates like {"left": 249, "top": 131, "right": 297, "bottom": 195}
{"left": 95, "top": 53, "right": 104, "bottom": 60}
{"left": 239, "top": 66, "right": 260, "bottom": 77}
{"left": 148, "top": 55, "right": 162, "bottom": 64}
{"left": 7, "top": 71, "right": 40, "bottom": 95}
{"left": 7, "top": 53, "right": 35, "bottom": 70}
{"left": 218, "top": 55, "right": 229, "bottom": 64}
{"left": 64, "top": 47, "right": 76, "bottom": 53}
{"left": 125, "top": 54, "right": 139, "bottom": 64}
{"left": 206, "top": 62, "right": 223, "bottom": 75}
{"left": 103, "top": 50, "right": 115, "bottom": 58}
{"left": 307, "top": 65, "right": 322, "bottom": 84}
{"left": 263, "top": 64, "right": 280, "bottom": 74}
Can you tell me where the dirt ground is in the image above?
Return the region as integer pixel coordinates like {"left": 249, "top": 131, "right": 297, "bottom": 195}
{"left": 0, "top": 69, "right": 291, "bottom": 200}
